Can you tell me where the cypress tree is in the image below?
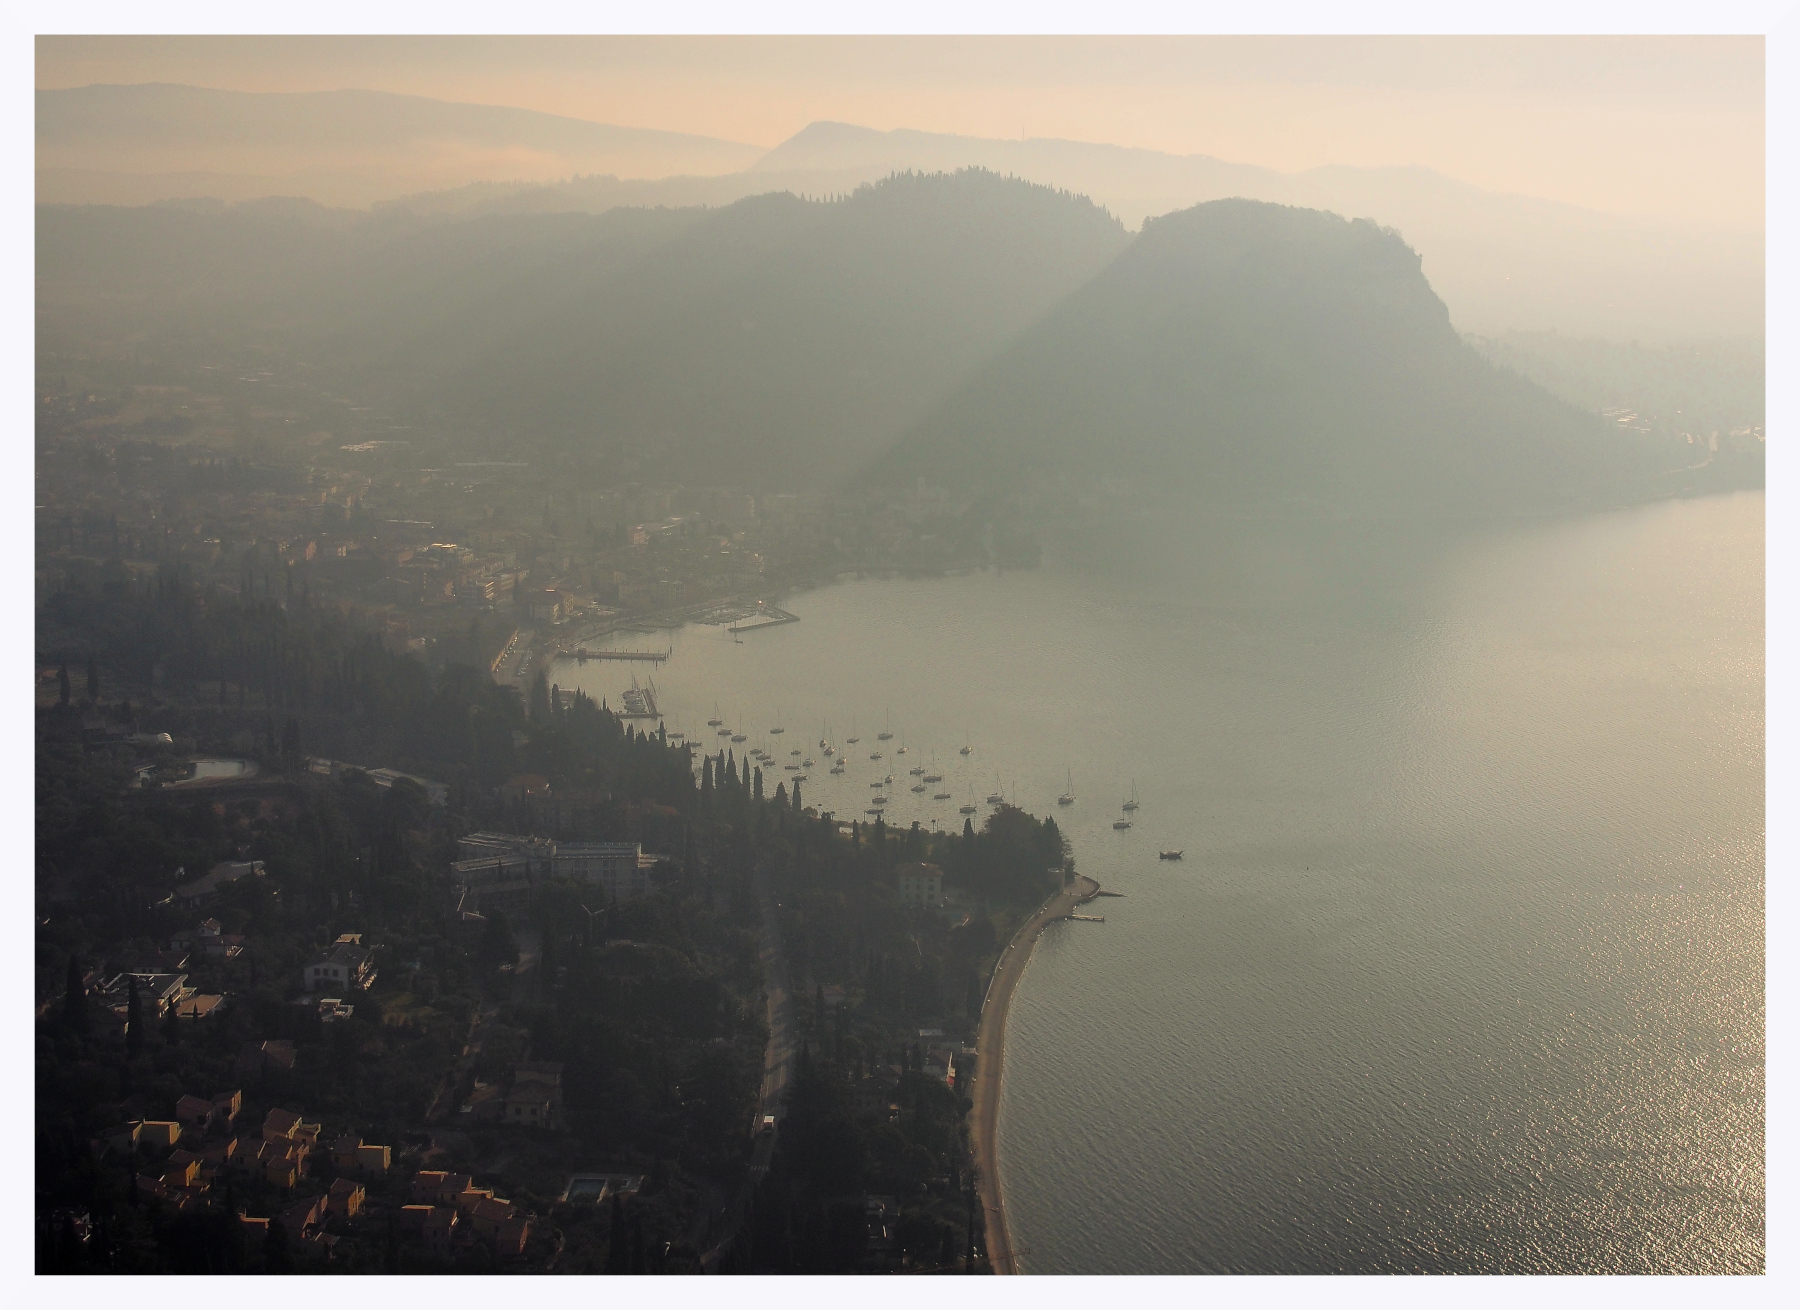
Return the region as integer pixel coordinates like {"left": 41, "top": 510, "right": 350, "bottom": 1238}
{"left": 774, "top": 781, "right": 787, "bottom": 807}
{"left": 752, "top": 766, "right": 763, "bottom": 802}
{"left": 263, "top": 1217, "right": 292, "bottom": 1273}
{"left": 63, "top": 955, "right": 87, "bottom": 1035}
{"left": 792, "top": 780, "right": 802, "bottom": 812}
{"left": 604, "top": 1194, "right": 628, "bottom": 1274}
{"left": 126, "top": 975, "right": 142, "bottom": 1058}
{"left": 629, "top": 1213, "right": 647, "bottom": 1274}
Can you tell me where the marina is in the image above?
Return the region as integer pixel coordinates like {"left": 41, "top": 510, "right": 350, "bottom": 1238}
{"left": 617, "top": 675, "right": 661, "bottom": 719}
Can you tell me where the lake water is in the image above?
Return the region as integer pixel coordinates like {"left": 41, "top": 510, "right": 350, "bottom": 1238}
{"left": 553, "top": 491, "right": 1764, "bottom": 1274}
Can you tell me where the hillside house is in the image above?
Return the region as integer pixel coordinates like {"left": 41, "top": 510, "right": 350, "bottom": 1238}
{"left": 330, "top": 1135, "right": 391, "bottom": 1176}
{"left": 175, "top": 1095, "right": 218, "bottom": 1134}
{"left": 303, "top": 935, "right": 377, "bottom": 993}
{"left": 505, "top": 1061, "right": 565, "bottom": 1130}
{"left": 895, "top": 862, "right": 944, "bottom": 908}
{"left": 328, "top": 1177, "right": 365, "bottom": 1218}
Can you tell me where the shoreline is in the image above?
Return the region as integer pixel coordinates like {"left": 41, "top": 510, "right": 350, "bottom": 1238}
{"left": 967, "top": 872, "right": 1100, "bottom": 1275}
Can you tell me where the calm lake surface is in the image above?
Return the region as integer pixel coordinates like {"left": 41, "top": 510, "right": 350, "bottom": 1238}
{"left": 554, "top": 491, "right": 1764, "bottom": 1274}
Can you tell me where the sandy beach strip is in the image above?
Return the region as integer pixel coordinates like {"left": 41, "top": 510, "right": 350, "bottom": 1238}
{"left": 967, "top": 872, "right": 1100, "bottom": 1274}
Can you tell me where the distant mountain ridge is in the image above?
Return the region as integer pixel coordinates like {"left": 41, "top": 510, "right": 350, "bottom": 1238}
{"left": 868, "top": 199, "right": 1648, "bottom": 511}
{"left": 737, "top": 122, "right": 1763, "bottom": 344}
{"left": 37, "top": 170, "right": 1132, "bottom": 491}
{"left": 36, "top": 83, "right": 762, "bottom": 208}
{"left": 37, "top": 86, "right": 1761, "bottom": 341}
{"left": 381, "top": 120, "right": 1762, "bottom": 343}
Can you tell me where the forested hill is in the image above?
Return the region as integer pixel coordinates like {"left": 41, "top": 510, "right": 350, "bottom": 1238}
{"left": 865, "top": 199, "right": 1657, "bottom": 512}
{"left": 37, "top": 170, "right": 1131, "bottom": 490}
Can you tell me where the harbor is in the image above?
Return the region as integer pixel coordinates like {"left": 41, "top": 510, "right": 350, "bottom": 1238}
{"left": 727, "top": 604, "right": 800, "bottom": 634}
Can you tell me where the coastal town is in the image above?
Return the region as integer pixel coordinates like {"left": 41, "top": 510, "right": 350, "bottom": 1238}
{"left": 34, "top": 375, "right": 1043, "bottom": 713}
{"left": 34, "top": 371, "right": 1077, "bottom": 1271}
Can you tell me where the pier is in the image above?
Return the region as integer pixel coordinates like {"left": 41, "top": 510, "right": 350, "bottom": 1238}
{"left": 555, "top": 646, "right": 670, "bottom": 663}
{"left": 729, "top": 604, "right": 800, "bottom": 634}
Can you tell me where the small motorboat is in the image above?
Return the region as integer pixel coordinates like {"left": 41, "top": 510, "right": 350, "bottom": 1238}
{"left": 869, "top": 751, "right": 883, "bottom": 760}
{"left": 934, "top": 792, "right": 953, "bottom": 801}
{"left": 1159, "top": 850, "right": 1184, "bottom": 861}
{"left": 910, "top": 765, "right": 925, "bottom": 776}
{"left": 790, "top": 748, "right": 802, "bottom": 756}
{"left": 731, "top": 734, "right": 747, "bottom": 743}
{"left": 1112, "top": 819, "right": 1132, "bottom": 830}
{"left": 911, "top": 784, "right": 927, "bottom": 793}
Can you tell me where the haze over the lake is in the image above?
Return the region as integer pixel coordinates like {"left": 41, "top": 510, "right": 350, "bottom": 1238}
{"left": 36, "top": 35, "right": 1764, "bottom": 233}
{"left": 32, "top": 31, "right": 1767, "bottom": 1281}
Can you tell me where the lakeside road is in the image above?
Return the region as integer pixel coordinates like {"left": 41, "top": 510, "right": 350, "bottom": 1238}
{"left": 969, "top": 873, "right": 1100, "bottom": 1274}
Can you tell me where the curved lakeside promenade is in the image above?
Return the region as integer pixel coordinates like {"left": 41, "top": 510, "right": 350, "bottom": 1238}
{"left": 968, "top": 872, "right": 1101, "bottom": 1274}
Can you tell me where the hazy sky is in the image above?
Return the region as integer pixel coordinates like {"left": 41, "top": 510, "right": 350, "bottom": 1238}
{"left": 36, "top": 35, "right": 1764, "bottom": 231}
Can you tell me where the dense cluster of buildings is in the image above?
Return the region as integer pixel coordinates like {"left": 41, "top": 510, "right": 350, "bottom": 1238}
{"left": 34, "top": 412, "right": 999, "bottom": 681}
{"left": 89, "top": 1087, "right": 548, "bottom": 1266}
